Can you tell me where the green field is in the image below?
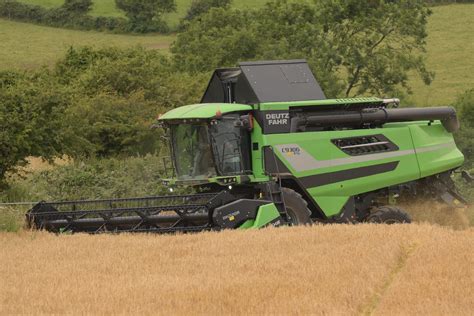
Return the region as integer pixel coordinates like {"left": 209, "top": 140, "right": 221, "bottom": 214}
{"left": 407, "top": 4, "right": 474, "bottom": 106}
{"left": 0, "top": 19, "right": 173, "bottom": 69}
{"left": 4, "top": 3, "right": 474, "bottom": 106}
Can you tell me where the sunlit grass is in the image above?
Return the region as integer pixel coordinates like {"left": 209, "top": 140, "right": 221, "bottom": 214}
{"left": 406, "top": 4, "right": 474, "bottom": 106}
{"left": 0, "top": 19, "right": 173, "bottom": 70}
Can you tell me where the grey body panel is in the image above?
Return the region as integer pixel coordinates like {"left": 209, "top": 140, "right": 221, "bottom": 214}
{"left": 201, "top": 60, "right": 326, "bottom": 104}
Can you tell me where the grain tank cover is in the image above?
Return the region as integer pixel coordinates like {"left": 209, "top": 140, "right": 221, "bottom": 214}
{"left": 201, "top": 60, "right": 326, "bottom": 104}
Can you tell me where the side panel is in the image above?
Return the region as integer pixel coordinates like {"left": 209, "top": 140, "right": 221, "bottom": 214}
{"left": 263, "top": 125, "right": 421, "bottom": 217}
{"left": 238, "top": 203, "right": 282, "bottom": 229}
{"left": 250, "top": 119, "right": 270, "bottom": 182}
{"left": 409, "top": 123, "right": 465, "bottom": 178}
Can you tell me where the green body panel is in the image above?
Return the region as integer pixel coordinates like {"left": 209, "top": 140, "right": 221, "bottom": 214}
{"left": 314, "top": 196, "right": 350, "bottom": 217}
{"left": 249, "top": 118, "right": 270, "bottom": 183}
{"left": 258, "top": 97, "right": 383, "bottom": 111}
{"left": 408, "top": 124, "right": 464, "bottom": 178}
{"left": 261, "top": 121, "right": 463, "bottom": 217}
{"left": 159, "top": 103, "right": 252, "bottom": 120}
{"left": 238, "top": 203, "right": 281, "bottom": 229}
{"left": 159, "top": 98, "right": 382, "bottom": 120}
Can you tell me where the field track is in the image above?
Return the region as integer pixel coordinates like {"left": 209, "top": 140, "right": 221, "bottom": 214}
{"left": 1, "top": 224, "right": 473, "bottom": 315}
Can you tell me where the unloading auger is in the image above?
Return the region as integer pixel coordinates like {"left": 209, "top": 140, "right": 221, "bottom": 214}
{"left": 27, "top": 60, "right": 471, "bottom": 234}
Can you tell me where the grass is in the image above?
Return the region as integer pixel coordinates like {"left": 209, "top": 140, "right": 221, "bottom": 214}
{"left": 0, "top": 19, "right": 173, "bottom": 70}
{"left": 0, "top": 224, "right": 472, "bottom": 314}
{"left": 407, "top": 4, "right": 474, "bottom": 106}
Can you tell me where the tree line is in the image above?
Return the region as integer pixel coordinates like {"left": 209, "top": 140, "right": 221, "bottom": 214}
{"left": 0, "top": 0, "right": 230, "bottom": 33}
{"left": 1, "top": 0, "right": 472, "bottom": 33}
{"left": 0, "top": 0, "right": 472, "bottom": 186}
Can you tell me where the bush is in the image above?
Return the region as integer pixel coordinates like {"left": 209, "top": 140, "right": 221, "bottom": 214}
{"left": 454, "top": 89, "right": 474, "bottom": 167}
{"left": 180, "top": 0, "right": 232, "bottom": 29}
{"left": 0, "top": 0, "right": 128, "bottom": 32}
{"left": 424, "top": 0, "right": 474, "bottom": 4}
{"left": 62, "top": 0, "right": 93, "bottom": 14}
{"left": 54, "top": 47, "right": 206, "bottom": 157}
{"left": 115, "top": 0, "right": 176, "bottom": 33}
{"left": 0, "top": 46, "right": 207, "bottom": 182}
{"left": 0, "top": 156, "right": 173, "bottom": 202}
{"left": 0, "top": 70, "right": 75, "bottom": 187}
{"left": 0, "top": 0, "right": 49, "bottom": 23}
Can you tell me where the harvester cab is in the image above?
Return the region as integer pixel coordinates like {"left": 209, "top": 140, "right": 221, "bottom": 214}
{"left": 27, "top": 60, "right": 468, "bottom": 234}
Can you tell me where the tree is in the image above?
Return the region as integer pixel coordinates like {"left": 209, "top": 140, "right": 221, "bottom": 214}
{"left": 115, "top": 0, "right": 176, "bottom": 32}
{"left": 180, "top": 0, "right": 232, "bottom": 28}
{"left": 172, "top": 0, "right": 433, "bottom": 98}
{"left": 62, "top": 0, "right": 93, "bottom": 15}
{"left": 55, "top": 47, "right": 206, "bottom": 157}
{"left": 172, "top": 8, "right": 258, "bottom": 73}
{"left": 453, "top": 89, "right": 474, "bottom": 166}
{"left": 0, "top": 46, "right": 210, "bottom": 185}
{"left": 0, "top": 71, "right": 73, "bottom": 187}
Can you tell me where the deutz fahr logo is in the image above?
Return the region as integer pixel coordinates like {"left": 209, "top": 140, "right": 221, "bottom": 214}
{"left": 266, "top": 113, "right": 289, "bottom": 125}
{"left": 281, "top": 147, "right": 301, "bottom": 156}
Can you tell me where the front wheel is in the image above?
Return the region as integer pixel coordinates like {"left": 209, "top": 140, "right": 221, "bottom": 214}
{"left": 281, "top": 187, "right": 312, "bottom": 226}
{"left": 366, "top": 206, "right": 411, "bottom": 224}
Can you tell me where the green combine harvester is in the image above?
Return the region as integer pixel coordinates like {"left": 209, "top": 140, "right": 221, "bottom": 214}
{"left": 27, "top": 60, "right": 471, "bottom": 233}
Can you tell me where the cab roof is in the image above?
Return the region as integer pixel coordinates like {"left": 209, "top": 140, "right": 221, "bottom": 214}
{"left": 159, "top": 103, "right": 252, "bottom": 120}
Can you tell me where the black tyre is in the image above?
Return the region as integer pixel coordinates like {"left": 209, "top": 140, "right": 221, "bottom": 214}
{"left": 281, "top": 187, "right": 312, "bottom": 225}
{"left": 366, "top": 206, "right": 411, "bottom": 224}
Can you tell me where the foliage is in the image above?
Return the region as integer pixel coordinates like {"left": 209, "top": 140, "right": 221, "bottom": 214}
{"left": 453, "top": 89, "right": 474, "bottom": 167}
{"left": 180, "top": 0, "right": 231, "bottom": 29}
{"left": 0, "top": 156, "right": 172, "bottom": 202}
{"left": 0, "top": 0, "right": 49, "bottom": 22}
{"left": 115, "top": 0, "right": 176, "bottom": 32}
{"left": 425, "top": 0, "right": 474, "bottom": 4}
{"left": 0, "top": 47, "right": 207, "bottom": 183}
{"left": 0, "top": 0, "right": 128, "bottom": 31}
{"left": 55, "top": 47, "right": 205, "bottom": 156}
{"left": 172, "top": 8, "right": 257, "bottom": 73}
{"left": 0, "top": 70, "right": 73, "bottom": 187}
{"left": 62, "top": 0, "right": 93, "bottom": 14}
{"left": 172, "top": 0, "right": 434, "bottom": 98}
{"left": 0, "top": 207, "right": 23, "bottom": 232}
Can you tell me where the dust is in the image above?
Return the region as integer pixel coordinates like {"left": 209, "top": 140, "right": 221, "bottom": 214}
{"left": 401, "top": 201, "right": 472, "bottom": 230}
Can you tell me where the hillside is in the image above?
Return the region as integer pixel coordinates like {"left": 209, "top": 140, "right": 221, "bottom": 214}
{"left": 0, "top": 19, "right": 173, "bottom": 70}
{"left": 407, "top": 4, "right": 474, "bottom": 106}
{"left": 1, "top": 224, "right": 473, "bottom": 314}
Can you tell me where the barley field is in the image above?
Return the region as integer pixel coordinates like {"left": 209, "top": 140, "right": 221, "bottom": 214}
{"left": 0, "top": 224, "right": 473, "bottom": 315}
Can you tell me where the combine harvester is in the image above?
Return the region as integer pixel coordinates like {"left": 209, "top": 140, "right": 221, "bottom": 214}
{"left": 27, "top": 60, "right": 471, "bottom": 233}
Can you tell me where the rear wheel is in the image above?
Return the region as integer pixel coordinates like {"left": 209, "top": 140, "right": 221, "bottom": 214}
{"left": 366, "top": 206, "right": 411, "bottom": 224}
{"left": 281, "top": 187, "right": 312, "bottom": 226}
